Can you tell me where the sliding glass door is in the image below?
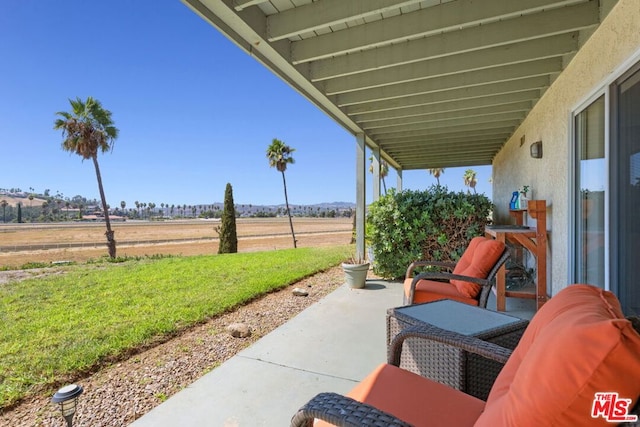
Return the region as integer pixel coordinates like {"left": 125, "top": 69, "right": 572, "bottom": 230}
{"left": 575, "top": 60, "right": 640, "bottom": 315}
{"left": 574, "top": 96, "right": 606, "bottom": 288}
{"left": 611, "top": 64, "right": 640, "bottom": 315}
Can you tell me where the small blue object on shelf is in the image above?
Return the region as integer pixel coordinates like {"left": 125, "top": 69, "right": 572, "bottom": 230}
{"left": 510, "top": 191, "right": 520, "bottom": 210}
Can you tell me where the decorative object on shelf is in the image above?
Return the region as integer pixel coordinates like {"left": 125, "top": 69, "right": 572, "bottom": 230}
{"left": 519, "top": 186, "right": 530, "bottom": 210}
{"left": 509, "top": 191, "right": 520, "bottom": 210}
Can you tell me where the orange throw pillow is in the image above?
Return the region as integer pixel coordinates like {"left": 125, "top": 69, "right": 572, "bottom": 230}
{"left": 476, "top": 284, "right": 640, "bottom": 427}
{"left": 450, "top": 237, "right": 505, "bottom": 298}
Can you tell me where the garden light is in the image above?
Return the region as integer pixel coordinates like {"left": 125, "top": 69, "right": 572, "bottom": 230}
{"left": 51, "top": 384, "right": 83, "bottom": 427}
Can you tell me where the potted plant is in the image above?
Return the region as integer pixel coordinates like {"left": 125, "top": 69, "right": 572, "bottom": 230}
{"left": 519, "top": 185, "right": 530, "bottom": 209}
{"left": 342, "top": 253, "right": 370, "bottom": 289}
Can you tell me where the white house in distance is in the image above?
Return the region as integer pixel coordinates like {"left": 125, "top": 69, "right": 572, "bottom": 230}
{"left": 180, "top": 0, "right": 639, "bottom": 315}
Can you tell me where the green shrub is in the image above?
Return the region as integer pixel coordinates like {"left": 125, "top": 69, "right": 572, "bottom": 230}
{"left": 367, "top": 186, "right": 493, "bottom": 278}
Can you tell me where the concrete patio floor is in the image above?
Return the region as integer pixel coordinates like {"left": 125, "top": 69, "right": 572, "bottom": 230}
{"left": 130, "top": 279, "right": 535, "bottom": 426}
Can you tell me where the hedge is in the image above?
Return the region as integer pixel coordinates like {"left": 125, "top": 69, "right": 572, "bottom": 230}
{"left": 367, "top": 186, "right": 493, "bottom": 279}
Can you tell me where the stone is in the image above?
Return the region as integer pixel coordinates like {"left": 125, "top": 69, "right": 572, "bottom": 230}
{"left": 226, "top": 323, "right": 251, "bottom": 338}
{"left": 292, "top": 287, "right": 309, "bottom": 297}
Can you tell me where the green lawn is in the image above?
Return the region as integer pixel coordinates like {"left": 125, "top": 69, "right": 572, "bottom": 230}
{"left": 0, "top": 245, "right": 350, "bottom": 408}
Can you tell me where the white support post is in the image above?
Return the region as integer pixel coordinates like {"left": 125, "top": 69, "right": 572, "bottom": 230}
{"left": 397, "top": 168, "right": 403, "bottom": 192}
{"left": 355, "top": 134, "right": 366, "bottom": 261}
{"left": 372, "top": 148, "right": 381, "bottom": 201}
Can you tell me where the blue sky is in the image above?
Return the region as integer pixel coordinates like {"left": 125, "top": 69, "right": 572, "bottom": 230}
{"left": 0, "top": 0, "right": 492, "bottom": 207}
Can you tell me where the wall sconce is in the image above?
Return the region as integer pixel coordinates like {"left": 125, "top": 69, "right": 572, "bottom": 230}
{"left": 530, "top": 141, "right": 543, "bottom": 159}
{"left": 52, "top": 384, "right": 83, "bottom": 427}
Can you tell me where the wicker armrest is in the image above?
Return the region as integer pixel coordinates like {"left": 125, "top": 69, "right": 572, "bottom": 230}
{"left": 388, "top": 323, "right": 515, "bottom": 366}
{"left": 405, "top": 260, "right": 456, "bottom": 279}
{"left": 290, "top": 392, "right": 413, "bottom": 427}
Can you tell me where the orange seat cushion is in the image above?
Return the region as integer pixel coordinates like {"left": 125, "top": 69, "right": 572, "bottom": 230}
{"left": 403, "top": 278, "right": 479, "bottom": 306}
{"left": 450, "top": 237, "right": 505, "bottom": 298}
{"left": 475, "top": 284, "right": 640, "bottom": 427}
{"left": 315, "top": 363, "right": 485, "bottom": 427}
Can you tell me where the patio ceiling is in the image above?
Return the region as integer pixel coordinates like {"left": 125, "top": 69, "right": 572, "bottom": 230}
{"left": 182, "top": 0, "right": 614, "bottom": 170}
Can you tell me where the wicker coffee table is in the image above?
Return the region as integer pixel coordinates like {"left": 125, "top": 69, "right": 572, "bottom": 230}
{"left": 387, "top": 299, "right": 529, "bottom": 400}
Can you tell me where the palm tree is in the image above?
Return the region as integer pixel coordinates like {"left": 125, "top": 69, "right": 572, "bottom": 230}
{"left": 121, "top": 201, "right": 126, "bottom": 217}
{"left": 463, "top": 169, "right": 478, "bottom": 194}
{"left": 28, "top": 194, "right": 34, "bottom": 221}
{"left": 267, "top": 138, "right": 297, "bottom": 248}
{"left": 1, "top": 199, "right": 7, "bottom": 223}
{"left": 54, "top": 96, "right": 119, "bottom": 258}
{"left": 369, "top": 156, "right": 389, "bottom": 194}
{"left": 428, "top": 168, "right": 445, "bottom": 186}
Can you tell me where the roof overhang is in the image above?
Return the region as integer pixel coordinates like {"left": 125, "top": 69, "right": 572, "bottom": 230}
{"left": 181, "top": 0, "right": 614, "bottom": 170}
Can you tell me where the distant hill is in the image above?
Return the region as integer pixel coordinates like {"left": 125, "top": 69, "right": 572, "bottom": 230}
{"left": 266, "top": 202, "right": 354, "bottom": 209}
{"left": 0, "top": 195, "right": 48, "bottom": 207}
{"left": 0, "top": 189, "right": 355, "bottom": 213}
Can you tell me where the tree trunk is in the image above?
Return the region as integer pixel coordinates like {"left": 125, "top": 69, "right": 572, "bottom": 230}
{"left": 92, "top": 155, "right": 116, "bottom": 258}
{"left": 281, "top": 171, "right": 297, "bottom": 248}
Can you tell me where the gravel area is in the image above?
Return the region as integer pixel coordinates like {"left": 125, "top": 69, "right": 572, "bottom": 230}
{"left": 0, "top": 267, "right": 346, "bottom": 426}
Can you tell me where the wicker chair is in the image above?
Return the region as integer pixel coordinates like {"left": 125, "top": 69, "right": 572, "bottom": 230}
{"left": 292, "top": 285, "right": 640, "bottom": 427}
{"left": 404, "top": 236, "right": 509, "bottom": 308}
{"left": 291, "top": 323, "right": 509, "bottom": 427}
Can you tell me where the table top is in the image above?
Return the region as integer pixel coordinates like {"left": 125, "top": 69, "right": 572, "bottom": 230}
{"left": 486, "top": 224, "right": 530, "bottom": 230}
{"left": 390, "top": 299, "right": 526, "bottom": 336}
{"left": 485, "top": 225, "right": 537, "bottom": 237}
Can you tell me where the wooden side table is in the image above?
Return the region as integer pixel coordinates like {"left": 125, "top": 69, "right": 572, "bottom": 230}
{"left": 485, "top": 200, "right": 548, "bottom": 311}
{"left": 387, "top": 299, "right": 528, "bottom": 400}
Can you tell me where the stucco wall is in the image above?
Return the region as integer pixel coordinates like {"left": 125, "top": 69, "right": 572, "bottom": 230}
{"left": 492, "top": 0, "right": 640, "bottom": 296}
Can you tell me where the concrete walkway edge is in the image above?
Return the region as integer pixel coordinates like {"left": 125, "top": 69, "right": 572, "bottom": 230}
{"left": 130, "top": 280, "right": 404, "bottom": 426}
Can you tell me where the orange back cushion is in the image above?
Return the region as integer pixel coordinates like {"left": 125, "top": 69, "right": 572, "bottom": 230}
{"left": 475, "top": 284, "right": 640, "bottom": 427}
{"left": 450, "top": 237, "right": 505, "bottom": 298}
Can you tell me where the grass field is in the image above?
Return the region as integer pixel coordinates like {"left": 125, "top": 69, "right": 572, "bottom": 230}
{"left": 0, "top": 216, "right": 356, "bottom": 410}
{"left": 0, "top": 246, "right": 351, "bottom": 408}
{"left": 0, "top": 217, "right": 353, "bottom": 267}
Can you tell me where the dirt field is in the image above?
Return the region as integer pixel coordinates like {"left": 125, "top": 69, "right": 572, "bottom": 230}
{"left": 0, "top": 217, "right": 353, "bottom": 266}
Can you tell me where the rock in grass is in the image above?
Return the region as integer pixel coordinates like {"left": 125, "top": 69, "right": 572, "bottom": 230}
{"left": 292, "top": 287, "right": 309, "bottom": 297}
{"left": 227, "top": 323, "right": 251, "bottom": 338}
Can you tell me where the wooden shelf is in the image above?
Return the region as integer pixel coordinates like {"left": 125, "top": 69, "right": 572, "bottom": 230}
{"left": 485, "top": 200, "right": 548, "bottom": 312}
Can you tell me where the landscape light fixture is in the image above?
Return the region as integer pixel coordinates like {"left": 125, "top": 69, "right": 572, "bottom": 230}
{"left": 52, "top": 384, "right": 83, "bottom": 427}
